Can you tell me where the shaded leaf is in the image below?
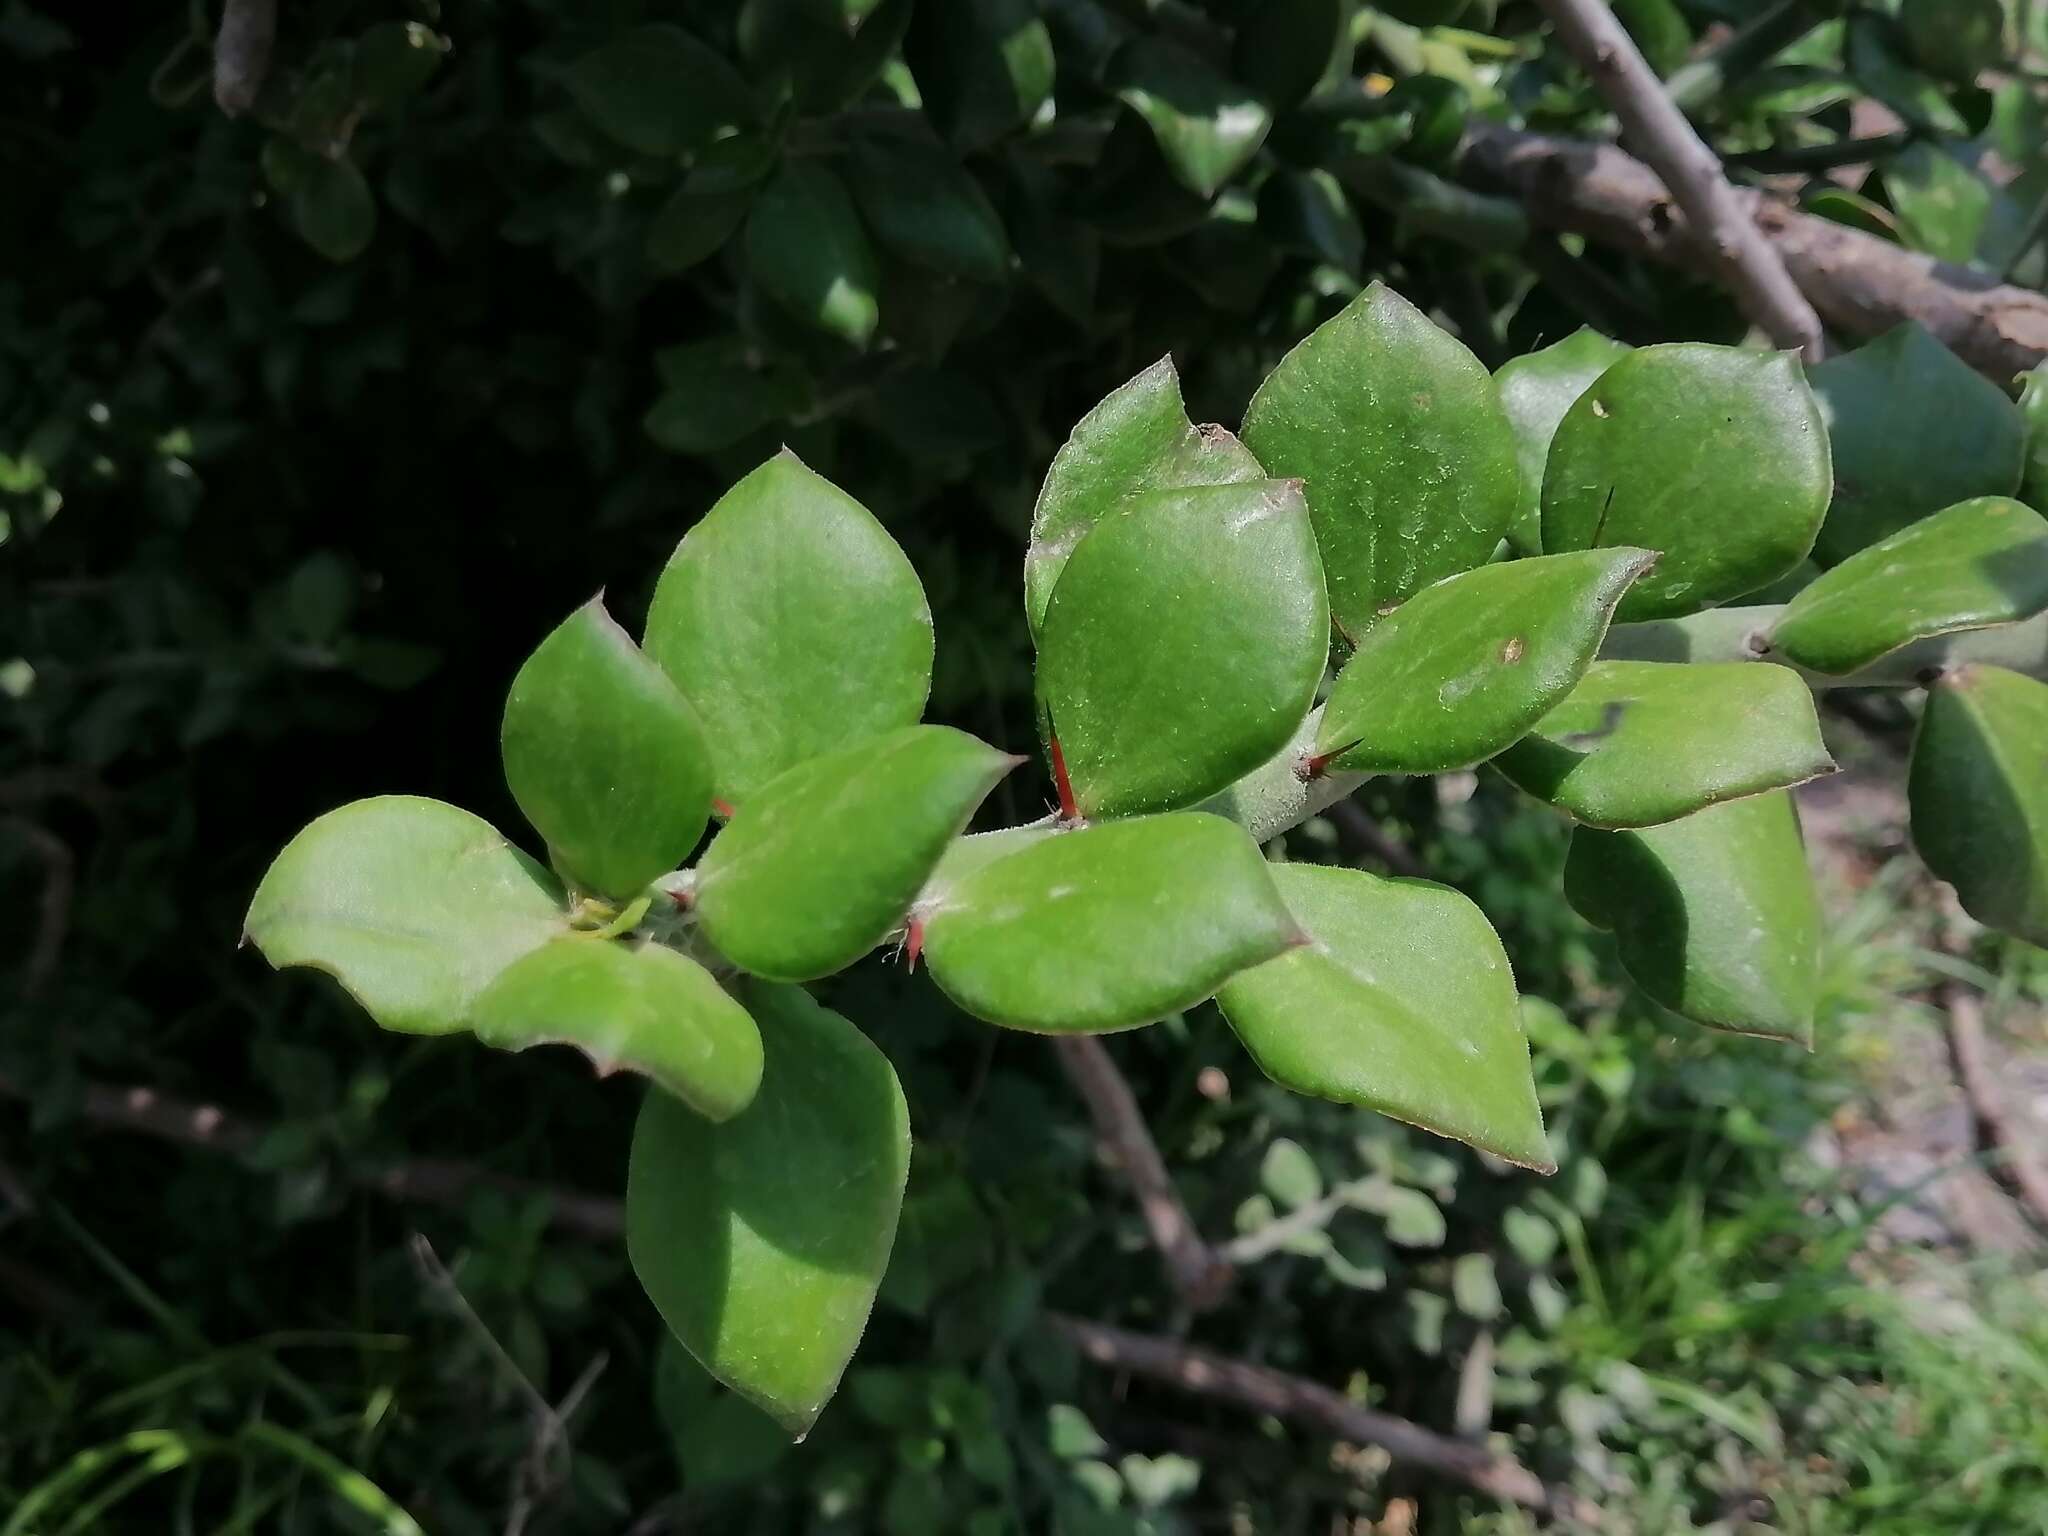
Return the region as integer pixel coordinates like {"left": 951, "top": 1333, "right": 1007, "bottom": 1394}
{"left": 1909, "top": 665, "right": 2048, "bottom": 945}
{"left": 904, "top": 0, "right": 1055, "bottom": 151}
{"left": 645, "top": 450, "right": 933, "bottom": 803}
{"left": 502, "top": 598, "right": 712, "bottom": 900}
{"left": 1024, "top": 360, "right": 1264, "bottom": 636}
{"left": 695, "top": 726, "right": 1019, "bottom": 981}
{"left": 744, "top": 163, "right": 881, "bottom": 347}
{"left": 1315, "top": 547, "right": 1655, "bottom": 774}
{"left": 1768, "top": 497, "right": 2048, "bottom": 675}
{"left": 564, "top": 25, "right": 755, "bottom": 157}
{"left": 1900, "top": 0, "right": 2004, "bottom": 83}
{"left": 1113, "top": 37, "right": 1273, "bottom": 199}
{"left": 1242, "top": 282, "right": 1519, "bottom": 637}
{"left": 1232, "top": 0, "right": 1346, "bottom": 110}
{"left": 1493, "top": 328, "right": 1631, "bottom": 556}
{"left": 924, "top": 814, "right": 1301, "bottom": 1033}
{"left": 1809, "top": 323, "right": 2024, "bottom": 564}
{"left": 654, "top": 1337, "right": 790, "bottom": 1488}
{"left": 1845, "top": 11, "right": 1969, "bottom": 135}
{"left": 628, "top": 983, "right": 910, "bottom": 1434}
{"left": 1038, "top": 480, "right": 1328, "bottom": 817}
{"left": 290, "top": 156, "right": 375, "bottom": 263}
{"left": 471, "top": 939, "right": 763, "bottom": 1119}
{"left": 1541, "top": 344, "right": 1830, "bottom": 622}
{"left": 1218, "top": 863, "right": 1551, "bottom": 1169}
{"left": 1565, "top": 791, "right": 1820, "bottom": 1042}
{"left": 1492, "top": 661, "right": 1835, "bottom": 828}
{"left": 246, "top": 797, "right": 568, "bottom": 1036}
{"left": 848, "top": 137, "right": 1011, "bottom": 283}
{"left": 1257, "top": 168, "right": 1364, "bottom": 275}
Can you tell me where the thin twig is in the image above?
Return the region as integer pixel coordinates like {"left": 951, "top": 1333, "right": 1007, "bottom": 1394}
{"left": 5, "top": 818, "right": 74, "bottom": 997}
{"left": 1052, "top": 1038, "right": 1234, "bottom": 1312}
{"left": 1939, "top": 985, "right": 2048, "bottom": 1232}
{"left": 0, "top": 1072, "right": 625, "bottom": 1240}
{"left": 1046, "top": 1314, "right": 1599, "bottom": 1525}
{"left": 213, "top": 0, "right": 277, "bottom": 117}
{"left": 1220, "top": 1177, "right": 1372, "bottom": 1265}
{"left": 1532, "top": 0, "right": 1825, "bottom": 360}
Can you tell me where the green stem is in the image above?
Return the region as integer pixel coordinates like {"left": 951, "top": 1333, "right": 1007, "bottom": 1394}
{"left": 1665, "top": 0, "right": 1834, "bottom": 116}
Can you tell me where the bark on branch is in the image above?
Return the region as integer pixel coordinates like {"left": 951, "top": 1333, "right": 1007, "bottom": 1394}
{"left": 1046, "top": 1314, "right": 1599, "bottom": 1525}
{"left": 213, "top": 0, "right": 278, "bottom": 117}
{"left": 1940, "top": 986, "right": 2048, "bottom": 1232}
{"left": 1464, "top": 124, "right": 2048, "bottom": 383}
{"left": 1052, "top": 1037, "right": 1235, "bottom": 1311}
{"left": 1531, "top": 0, "right": 1824, "bottom": 360}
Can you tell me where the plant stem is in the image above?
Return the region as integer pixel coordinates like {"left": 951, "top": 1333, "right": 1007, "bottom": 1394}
{"left": 1533, "top": 0, "right": 1826, "bottom": 359}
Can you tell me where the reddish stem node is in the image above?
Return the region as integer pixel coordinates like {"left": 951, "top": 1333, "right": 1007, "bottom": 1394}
{"left": 903, "top": 917, "right": 924, "bottom": 973}
{"left": 1048, "top": 731, "right": 1080, "bottom": 822}
{"left": 711, "top": 796, "right": 736, "bottom": 820}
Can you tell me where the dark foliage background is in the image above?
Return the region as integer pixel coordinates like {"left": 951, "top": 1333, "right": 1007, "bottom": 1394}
{"left": 5, "top": 2, "right": 2047, "bottom": 1531}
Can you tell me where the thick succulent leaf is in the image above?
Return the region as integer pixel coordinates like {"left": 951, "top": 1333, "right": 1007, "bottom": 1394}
{"left": 923, "top": 814, "right": 1302, "bottom": 1033}
{"left": 1541, "top": 344, "right": 1831, "bottom": 622}
{"left": 1216, "top": 864, "right": 1552, "bottom": 1170}
{"left": 1492, "top": 661, "right": 1835, "bottom": 828}
{"left": 564, "top": 25, "right": 755, "bottom": 157}
{"left": 1565, "top": 791, "right": 1820, "bottom": 1042}
{"left": 1494, "top": 329, "right": 1632, "bottom": 555}
{"left": 1909, "top": 666, "right": 2048, "bottom": 945}
{"left": 1242, "top": 282, "right": 1520, "bottom": 637}
{"left": 628, "top": 983, "right": 909, "bottom": 1435}
{"left": 1900, "top": 0, "right": 2003, "bottom": 82}
{"left": 694, "top": 726, "right": 1019, "bottom": 981}
{"left": 743, "top": 163, "right": 880, "bottom": 347}
{"left": 470, "top": 939, "right": 762, "bottom": 1120}
{"left": 1315, "top": 547, "right": 1656, "bottom": 774}
{"left": 644, "top": 451, "right": 933, "bottom": 803}
{"left": 502, "top": 599, "right": 712, "bottom": 900}
{"left": 245, "top": 797, "right": 569, "bottom": 1035}
{"left": 1768, "top": 497, "right": 2048, "bottom": 675}
{"left": 2022, "top": 363, "right": 2048, "bottom": 514}
{"left": 903, "top": 0, "right": 1055, "bottom": 151}
{"left": 1024, "top": 359, "right": 1264, "bottom": 638}
{"left": 1113, "top": 37, "right": 1273, "bottom": 199}
{"left": 846, "top": 137, "right": 1010, "bottom": 283}
{"left": 1809, "top": 323, "right": 2024, "bottom": 564}
{"left": 1038, "top": 480, "right": 1328, "bottom": 817}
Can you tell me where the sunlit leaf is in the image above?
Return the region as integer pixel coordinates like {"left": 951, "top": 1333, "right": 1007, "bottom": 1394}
{"left": 1493, "top": 328, "right": 1631, "bottom": 556}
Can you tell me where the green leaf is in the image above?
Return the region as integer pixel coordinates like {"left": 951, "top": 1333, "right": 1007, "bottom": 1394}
{"left": 645, "top": 450, "right": 933, "bottom": 803}
{"left": 646, "top": 187, "right": 752, "bottom": 276}
{"left": 353, "top": 22, "right": 448, "bottom": 108}
{"left": 695, "top": 726, "right": 1019, "bottom": 981}
{"left": 1257, "top": 168, "right": 1364, "bottom": 276}
{"left": 743, "top": 163, "right": 881, "bottom": 347}
{"left": 1217, "top": 864, "right": 1551, "bottom": 1169}
{"left": 654, "top": 1337, "right": 790, "bottom": 1489}
{"left": 289, "top": 156, "right": 375, "bottom": 263}
{"left": 1024, "top": 358, "right": 1263, "bottom": 638}
{"left": 1909, "top": 665, "right": 2048, "bottom": 945}
{"left": 564, "top": 25, "right": 756, "bottom": 157}
{"left": 847, "top": 137, "right": 1011, "bottom": 284}
{"left": 923, "top": 814, "right": 1302, "bottom": 1033}
{"left": 1038, "top": 480, "right": 1328, "bottom": 817}
{"left": 470, "top": 939, "right": 763, "bottom": 1119}
{"left": 1232, "top": 0, "right": 1346, "bottom": 111}
{"left": 1899, "top": 0, "right": 2004, "bottom": 83}
{"left": 2019, "top": 363, "right": 2048, "bottom": 513}
{"left": 1260, "top": 1138, "right": 1323, "bottom": 1209}
{"left": 904, "top": 0, "right": 1055, "bottom": 151}
{"left": 628, "top": 983, "right": 910, "bottom": 1435}
{"left": 502, "top": 599, "right": 712, "bottom": 900}
{"left": 1113, "top": 38, "right": 1273, "bottom": 199}
{"left": 1494, "top": 329, "right": 1632, "bottom": 556}
{"left": 642, "top": 346, "right": 805, "bottom": 455}
{"left": 1492, "top": 661, "right": 1835, "bottom": 828}
{"left": 246, "top": 797, "right": 568, "bottom": 1036}
{"left": 1845, "top": 11, "right": 1969, "bottom": 136}
{"left": 1315, "top": 548, "right": 1656, "bottom": 774}
{"left": 1883, "top": 143, "right": 2000, "bottom": 265}
{"left": 1565, "top": 791, "right": 1820, "bottom": 1043}
{"left": 1541, "top": 344, "right": 1830, "bottom": 622}
{"left": 1809, "top": 324, "right": 2025, "bottom": 564}
{"left": 1768, "top": 498, "right": 2048, "bottom": 675}
{"left": 1242, "top": 282, "right": 1520, "bottom": 637}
